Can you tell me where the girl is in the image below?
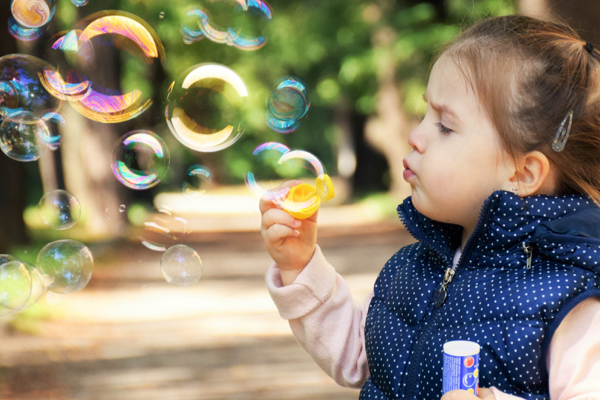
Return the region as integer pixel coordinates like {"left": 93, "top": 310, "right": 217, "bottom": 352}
{"left": 260, "top": 15, "right": 600, "bottom": 400}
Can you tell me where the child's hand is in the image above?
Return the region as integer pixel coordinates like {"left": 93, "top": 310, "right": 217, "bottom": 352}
{"left": 260, "top": 180, "right": 318, "bottom": 273}
{"left": 441, "top": 388, "right": 494, "bottom": 400}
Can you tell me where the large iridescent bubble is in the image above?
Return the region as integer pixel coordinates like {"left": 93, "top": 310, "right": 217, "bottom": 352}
{"left": 138, "top": 205, "right": 189, "bottom": 253}
{"left": 266, "top": 76, "right": 310, "bottom": 134}
{"left": 166, "top": 63, "right": 249, "bottom": 152}
{"left": 181, "top": 0, "right": 273, "bottom": 50}
{"left": 40, "top": 10, "right": 165, "bottom": 123}
{"left": 183, "top": 165, "right": 214, "bottom": 197}
{"left": 112, "top": 130, "right": 170, "bottom": 190}
{"left": 36, "top": 239, "right": 94, "bottom": 294}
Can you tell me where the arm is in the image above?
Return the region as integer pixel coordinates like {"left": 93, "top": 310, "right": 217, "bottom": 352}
{"left": 266, "top": 244, "right": 371, "bottom": 388}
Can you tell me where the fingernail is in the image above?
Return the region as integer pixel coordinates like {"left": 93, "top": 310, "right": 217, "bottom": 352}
{"left": 294, "top": 230, "right": 300, "bottom": 236}
{"left": 293, "top": 220, "right": 301, "bottom": 227}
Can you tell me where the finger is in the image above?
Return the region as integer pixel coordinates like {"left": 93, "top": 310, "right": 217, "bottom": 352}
{"left": 263, "top": 208, "right": 301, "bottom": 230}
{"left": 264, "top": 223, "right": 299, "bottom": 244}
{"left": 259, "top": 186, "right": 291, "bottom": 214}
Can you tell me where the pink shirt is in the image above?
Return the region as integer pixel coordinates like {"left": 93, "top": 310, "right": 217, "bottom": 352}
{"left": 266, "top": 245, "right": 600, "bottom": 399}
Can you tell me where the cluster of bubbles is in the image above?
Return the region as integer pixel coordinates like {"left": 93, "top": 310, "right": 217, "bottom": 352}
{"left": 0, "top": 240, "right": 94, "bottom": 315}
{"left": 181, "top": 0, "right": 273, "bottom": 51}
{"left": 266, "top": 76, "right": 310, "bottom": 134}
{"left": 1, "top": 3, "right": 321, "bottom": 291}
{"left": 9, "top": 0, "right": 55, "bottom": 41}
{"left": 0, "top": 54, "right": 64, "bottom": 162}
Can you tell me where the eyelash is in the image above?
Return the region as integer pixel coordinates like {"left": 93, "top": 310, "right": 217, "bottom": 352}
{"left": 436, "top": 122, "right": 453, "bottom": 135}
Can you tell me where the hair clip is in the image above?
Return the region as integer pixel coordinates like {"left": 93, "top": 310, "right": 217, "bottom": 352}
{"left": 585, "top": 42, "right": 594, "bottom": 54}
{"left": 552, "top": 110, "right": 573, "bottom": 152}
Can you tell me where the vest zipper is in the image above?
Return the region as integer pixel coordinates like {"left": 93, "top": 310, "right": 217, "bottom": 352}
{"left": 403, "top": 196, "right": 494, "bottom": 399}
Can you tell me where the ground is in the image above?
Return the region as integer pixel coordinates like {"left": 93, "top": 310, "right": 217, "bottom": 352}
{"left": 0, "top": 220, "right": 415, "bottom": 400}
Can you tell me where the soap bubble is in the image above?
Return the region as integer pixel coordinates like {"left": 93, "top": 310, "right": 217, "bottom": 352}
{"left": 138, "top": 206, "right": 189, "bottom": 252}
{"left": 40, "top": 111, "right": 65, "bottom": 149}
{"left": 244, "top": 141, "right": 291, "bottom": 198}
{"left": 160, "top": 245, "right": 202, "bottom": 287}
{"left": 71, "top": 0, "right": 88, "bottom": 6}
{"left": 266, "top": 76, "right": 310, "bottom": 134}
{"left": 11, "top": 0, "right": 55, "bottom": 28}
{"left": 245, "top": 143, "right": 331, "bottom": 214}
{"left": 0, "top": 254, "right": 19, "bottom": 266}
{"left": 0, "top": 54, "right": 62, "bottom": 119}
{"left": 183, "top": 165, "right": 213, "bottom": 197}
{"left": 8, "top": 16, "right": 45, "bottom": 41}
{"left": 119, "top": 204, "right": 126, "bottom": 212}
{"left": 0, "top": 260, "right": 32, "bottom": 310}
{"left": 0, "top": 111, "right": 50, "bottom": 162}
{"left": 166, "top": 63, "right": 249, "bottom": 152}
{"left": 111, "top": 130, "right": 170, "bottom": 190}
{"left": 38, "top": 189, "right": 81, "bottom": 230}
{"left": 0, "top": 261, "right": 46, "bottom": 314}
{"left": 36, "top": 239, "right": 94, "bottom": 294}
{"left": 42, "top": 11, "right": 165, "bottom": 123}
{"left": 159, "top": 11, "right": 165, "bottom": 19}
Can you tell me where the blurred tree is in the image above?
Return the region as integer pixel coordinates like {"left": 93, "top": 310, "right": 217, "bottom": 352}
{"left": 0, "top": 13, "right": 29, "bottom": 253}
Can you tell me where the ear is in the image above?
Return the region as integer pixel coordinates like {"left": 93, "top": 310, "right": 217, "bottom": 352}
{"left": 509, "top": 151, "right": 556, "bottom": 196}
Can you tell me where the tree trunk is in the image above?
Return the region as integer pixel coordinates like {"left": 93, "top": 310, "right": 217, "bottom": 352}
{"left": 0, "top": 14, "right": 29, "bottom": 254}
{"left": 364, "top": 27, "right": 413, "bottom": 201}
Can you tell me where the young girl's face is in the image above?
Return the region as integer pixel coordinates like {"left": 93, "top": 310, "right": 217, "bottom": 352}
{"left": 404, "top": 54, "right": 515, "bottom": 232}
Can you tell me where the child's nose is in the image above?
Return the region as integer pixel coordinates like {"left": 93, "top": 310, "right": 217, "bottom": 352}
{"left": 407, "top": 126, "right": 425, "bottom": 153}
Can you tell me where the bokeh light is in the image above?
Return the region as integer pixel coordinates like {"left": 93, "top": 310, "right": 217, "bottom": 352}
{"left": 166, "top": 63, "right": 249, "bottom": 152}
{"left": 160, "top": 244, "right": 203, "bottom": 287}
{"left": 36, "top": 239, "right": 94, "bottom": 294}
{"left": 38, "top": 189, "right": 82, "bottom": 230}
{"left": 111, "top": 130, "right": 170, "bottom": 190}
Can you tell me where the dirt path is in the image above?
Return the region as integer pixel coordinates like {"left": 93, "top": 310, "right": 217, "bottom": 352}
{"left": 0, "top": 222, "right": 415, "bottom": 400}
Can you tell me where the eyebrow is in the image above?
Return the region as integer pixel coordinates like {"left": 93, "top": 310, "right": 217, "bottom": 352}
{"left": 422, "top": 93, "right": 459, "bottom": 120}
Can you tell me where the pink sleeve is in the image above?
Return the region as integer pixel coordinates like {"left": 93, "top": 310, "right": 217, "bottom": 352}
{"left": 266, "top": 244, "right": 371, "bottom": 388}
{"left": 490, "top": 296, "right": 600, "bottom": 400}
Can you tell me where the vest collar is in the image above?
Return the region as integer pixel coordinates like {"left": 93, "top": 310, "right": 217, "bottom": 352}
{"left": 397, "top": 190, "right": 598, "bottom": 267}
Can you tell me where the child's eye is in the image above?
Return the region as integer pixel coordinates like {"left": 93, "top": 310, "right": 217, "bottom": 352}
{"left": 435, "top": 122, "right": 453, "bottom": 135}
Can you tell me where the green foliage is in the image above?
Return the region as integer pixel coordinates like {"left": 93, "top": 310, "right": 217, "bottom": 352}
{"left": 51, "top": 0, "right": 516, "bottom": 186}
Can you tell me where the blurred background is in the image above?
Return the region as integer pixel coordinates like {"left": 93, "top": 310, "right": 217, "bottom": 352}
{"left": 0, "top": 0, "right": 597, "bottom": 398}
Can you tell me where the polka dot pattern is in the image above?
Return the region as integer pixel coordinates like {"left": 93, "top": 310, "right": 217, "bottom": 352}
{"left": 360, "top": 190, "right": 600, "bottom": 399}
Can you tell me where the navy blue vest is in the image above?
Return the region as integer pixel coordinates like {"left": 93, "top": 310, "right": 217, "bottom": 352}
{"left": 361, "top": 190, "right": 600, "bottom": 399}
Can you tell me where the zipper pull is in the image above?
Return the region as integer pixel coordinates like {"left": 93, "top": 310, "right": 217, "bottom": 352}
{"left": 522, "top": 242, "right": 533, "bottom": 269}
{"left": 433, "top": 267, "right": 456, "bottom": 308}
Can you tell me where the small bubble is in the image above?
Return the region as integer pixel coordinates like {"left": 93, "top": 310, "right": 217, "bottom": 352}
{"left": 161, "top": 245, "right": 202, "bottom": 287}
{"left": 119, "top": 204, "right": 126, "bottom": 213}
{"left": 105, "top": 208, "right": 109, "bottom": 213}
{"left": 159, "top": 12, "right": 165, "bottom": 19}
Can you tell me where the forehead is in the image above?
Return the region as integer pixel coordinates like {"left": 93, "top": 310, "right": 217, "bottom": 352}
{"left": 427, "top": 54, "right": 479, "bottom": 113}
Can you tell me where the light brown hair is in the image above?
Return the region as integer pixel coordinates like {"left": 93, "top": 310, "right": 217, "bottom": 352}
{"left": 436, "top": 15, "right": 600, "bottom": 207}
